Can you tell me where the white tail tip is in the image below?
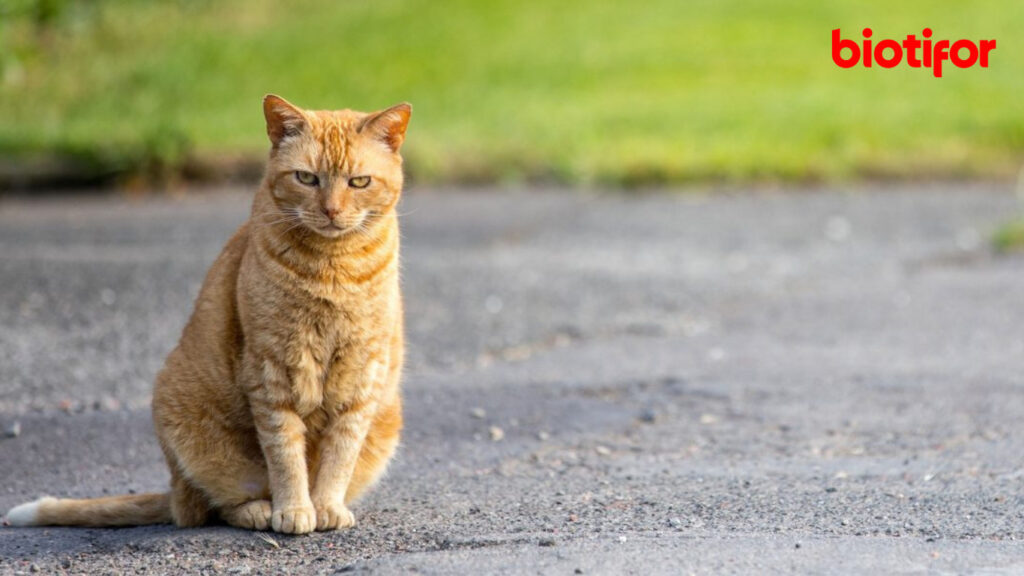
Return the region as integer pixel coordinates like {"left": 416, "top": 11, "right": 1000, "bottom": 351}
{"left": 4, "top": 497, "right": 55, "bottom": 527}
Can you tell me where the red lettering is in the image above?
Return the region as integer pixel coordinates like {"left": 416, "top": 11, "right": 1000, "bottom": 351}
{"left": 903, "top": 35, "right": 922, "bottom": 67}
{"left": 980, "top": 39, "right": 996, "bottom": 67}
{"left": 950, "top": 40, "right": 978, "bottom": 68}
{"left": 922, "top": 29, "right": 933, "bottom": 68}
{"left": 862, "top": 28, "right": 873, "bottom": 68}
{"left": 831, "top": 29, "right": 860, "bottom": 68}
{"left": 874, "top": 39, "right": 902, "bottom": 68}
{"left": 832, "top": 27, "right": 995, "bottom": 77}
{"left": 933, "top": 40, "right": 949, "bottom": 77}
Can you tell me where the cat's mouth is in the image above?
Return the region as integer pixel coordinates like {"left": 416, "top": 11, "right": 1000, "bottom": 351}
{"left": 302, "top": 211, "right": 370, "bottom": 238}
{"left": 313, "top": 222, "right": 351, "bottom": 237}
{"left": 311, "top": 219, "right": 365, "bottom": 238}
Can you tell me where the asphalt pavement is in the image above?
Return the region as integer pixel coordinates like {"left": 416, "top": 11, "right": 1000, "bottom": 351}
{"left": 1, "top": 184, "right": 1022, "bottom": 574}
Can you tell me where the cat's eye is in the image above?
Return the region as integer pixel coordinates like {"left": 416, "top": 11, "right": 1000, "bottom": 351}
{"left": 349, "top": 176, "right": 371, "bottom": 189}
{"left": 295, "top": 171, "right": 319, "bottom": 186}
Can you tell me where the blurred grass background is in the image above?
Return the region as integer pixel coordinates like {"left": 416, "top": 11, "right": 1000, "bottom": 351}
{"left": 1, "top": 0, "right": 1022, "bottom": 187}
{"left": 995, "top": 218, "right": 1024, "bottom": 251}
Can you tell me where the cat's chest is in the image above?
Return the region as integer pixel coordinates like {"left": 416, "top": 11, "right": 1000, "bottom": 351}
{"left": 283, "top": 297, "right": 391, "bottom": 416}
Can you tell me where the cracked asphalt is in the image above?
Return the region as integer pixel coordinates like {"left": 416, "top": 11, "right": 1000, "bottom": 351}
{"left": 1, "top": 184, "right": 1022, "bottom": 574}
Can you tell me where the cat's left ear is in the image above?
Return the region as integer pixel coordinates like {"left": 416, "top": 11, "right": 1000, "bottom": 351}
{"left": 358, "top": 103, "right": 412, "bottom": 153}
{"left": 263, "top": 94, "right": 307, "bottom": 148}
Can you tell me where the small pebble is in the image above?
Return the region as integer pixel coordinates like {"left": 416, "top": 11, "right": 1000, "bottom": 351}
{"left": 93, "top": 396, "right": 122, "bottom": 412}
{"left": 489, "top": 426, "right": 505, "bottom": 442}
{"left": 595, "top": 445, "right": 612, "bottom": 456}
{"left": 639, "top": 408, "right": 657, "bottom": 423}
{"left": 100, "top": 288, "right": 117, "bottom": 306}
{"left": 470, "top": 407, "right": 486, "bottom": 419}
{"left": 538, "top": 537, "right": 556, "bottom": 547}
{"left": 537, "top": 431, "right": 550, "bottom": 441}
{"left": 3, "top": 421, "right": 20, "bottom": 439}
{"left": 668, "top": 517, "right": 682, "bottom": 528}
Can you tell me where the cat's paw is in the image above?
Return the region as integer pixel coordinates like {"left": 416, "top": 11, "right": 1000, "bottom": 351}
{"left": 271, "top": 503, "right": 316, "bottom": 534}
{"left": 314, "top": 500, "right": 355, "bottom": 531}
{"left": 222, "top": 500, "right": 272, "bottom": 531}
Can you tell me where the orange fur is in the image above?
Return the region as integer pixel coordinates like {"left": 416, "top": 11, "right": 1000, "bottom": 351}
{"left": 4, "top": 96, "right": 411, "bottom": 534}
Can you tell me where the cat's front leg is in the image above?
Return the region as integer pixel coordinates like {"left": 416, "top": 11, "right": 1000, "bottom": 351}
{"left": 311, "top": 353, "right": 392, "bottom": 531}
{"left": 245, "top": 356, "right": 317, "bottom": 535}
{"left": 310, "top": 397, "right": 377, "bottom": 531}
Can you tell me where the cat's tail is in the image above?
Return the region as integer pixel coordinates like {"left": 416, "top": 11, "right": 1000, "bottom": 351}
{"left": 3, "top": 493, "right": 171, "bottom": 527}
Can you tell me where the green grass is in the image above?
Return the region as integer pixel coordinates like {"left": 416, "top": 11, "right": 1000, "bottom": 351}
{"left": 1, "top": 0, "right": 1023, "bottom": 186}
{"left": 994, "top": 218, "right": 1024, "bottom": 252}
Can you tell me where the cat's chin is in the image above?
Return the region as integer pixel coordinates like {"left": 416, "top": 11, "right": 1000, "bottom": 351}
{"left": 310, "top": 223, "right": 357, "bottom": 239}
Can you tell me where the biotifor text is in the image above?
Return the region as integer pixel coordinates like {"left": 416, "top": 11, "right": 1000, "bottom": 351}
{"left": 832, "top": 28, "right": 995, "bottom": 77}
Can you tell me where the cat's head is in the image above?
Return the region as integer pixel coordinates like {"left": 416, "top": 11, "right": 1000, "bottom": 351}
{"left": 261, "top": 95, "right": 411, "bottom": 239}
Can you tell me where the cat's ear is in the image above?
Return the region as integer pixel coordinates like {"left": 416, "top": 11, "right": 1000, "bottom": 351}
{"left": 263, "top": 94, "right": 307, "bottom": 148}
{"left": 358, "top": 103, "right": 412, "bottom": 153}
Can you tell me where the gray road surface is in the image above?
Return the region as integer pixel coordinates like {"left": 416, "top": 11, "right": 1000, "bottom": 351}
{"left": 0, "top": 185, "right": 1022, "bottom": 574}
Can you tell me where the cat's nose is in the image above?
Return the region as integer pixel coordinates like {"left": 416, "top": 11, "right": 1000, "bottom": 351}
{"left": 322, "top": 207, "right": 339, "bottom": 220}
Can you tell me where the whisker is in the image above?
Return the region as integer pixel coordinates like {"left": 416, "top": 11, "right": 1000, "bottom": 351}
{"left": 255, "top": 209, "right": 302, "bottom": 228}
{"left": 256, "top": 217, "right": 300, "bottom": 228}
{"left": 280, "top": 220, "right": 308, "bottom": 236}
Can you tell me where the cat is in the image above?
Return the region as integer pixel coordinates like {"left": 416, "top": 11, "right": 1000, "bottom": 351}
{"left": 3, "top": 95, "right": 411, "bottom": 534}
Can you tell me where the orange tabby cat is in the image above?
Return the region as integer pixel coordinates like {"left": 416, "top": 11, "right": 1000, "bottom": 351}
{"left": 4, "top": 95, "right": 410, "bottom": 534}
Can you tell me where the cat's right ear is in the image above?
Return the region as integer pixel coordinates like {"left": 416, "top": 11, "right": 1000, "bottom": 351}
{"left": 263, "top": 95, "right": 306, "bottom": 148}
